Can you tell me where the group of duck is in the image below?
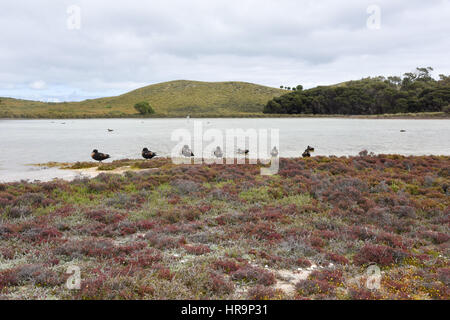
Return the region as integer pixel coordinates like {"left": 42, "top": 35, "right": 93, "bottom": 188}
{"left": 91, "top": 145, "right": 315, "bottom": 162}
{"left": 91, "top": 148, "right": 156, "bottom": 162}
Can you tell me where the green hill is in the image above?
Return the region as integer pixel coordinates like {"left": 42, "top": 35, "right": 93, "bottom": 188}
{"left": 0, "top": 80, "right": 284, "bottom": 118}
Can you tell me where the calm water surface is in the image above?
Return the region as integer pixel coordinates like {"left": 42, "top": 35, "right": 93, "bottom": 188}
{"left": 0, "top": 118, "right": 449, "bottom": 182}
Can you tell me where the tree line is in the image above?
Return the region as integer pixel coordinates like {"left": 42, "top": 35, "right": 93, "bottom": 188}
{"left": 265, "top": 67, "right": 450, "bottom": 115}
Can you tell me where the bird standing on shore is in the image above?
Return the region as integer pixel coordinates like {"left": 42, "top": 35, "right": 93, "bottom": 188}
{"left": 237, "top": 148, "right": 249, "bottom": 155}
{"left": 271, "top": 146, "right": 279, "bottom": 157}
{"left": 214, "top": 146, "right": 223, "bottom": 158}
{"left": 182, "top": 145, "right": 194, "bottom": 157}
{"left": 91, "top": 149, "right": 110, "bottom": 162}
{"left": 142, "top": 148, "right": 157, "bottom": 159}
{"left": 302, "top": 146, "right": 315, "bottom": 158}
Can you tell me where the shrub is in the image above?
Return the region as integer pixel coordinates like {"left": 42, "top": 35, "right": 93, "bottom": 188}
{"left": 86, "top": 209, "right": 125, "bottom": 224}
{"left": 116, "top": 249, "right": 161, "bottom": 268}
{"left": 247, "top": 285, "right": 279, "bottom": 300}
{"left": 244, "top": 222, "right": 282, "bottom": 241}
{"left": 424, "top": 232, "right": 449, "bottom": 244}
{"left": 309, "top": 236, "right": 326, "bottom": 248}
{"left": 87, "top": 181, "right": 108, "bottom": 193}
{"left": 16, "top": 192, "right": 46, "bottom": 206}
{"left": 359, "top": 150, "right": 369, "bottom": 157}
{"left": 348, "top": 287, "right": 382, "bottom": 300}
{"left": 325, "top": 253, "right": 349, "bottom": 265}
{"left": 392, "top": 206, "right": 416, "bottom": 218}
{"left": 295, "top": 258, "right": 312, "bottom": 268}
{"left": 443, "top": 105, "right": 450, "bottom": 114}
{"left": 231, "top": 266, "right": 276, "bottom": 285}
{"left": 15, "top": 264, "right": 61, "bottom": 286}
{"left": 353, "top": 244, "right": 395, "bottom": 266}
{"left": 6, "top": 206, "right": 32, "bottom": 218}
{"left": 310, "top": 269, "right": 343, "bottom": 285}
{"left": 145, "top": 232, "right": 186, "bottom": 249}
{"left": 134, "top": 101, "right": 155, "bottom": 115}
{"left": 0, "top": 264, "right": 62, "bottom": 288}
{"left": 0, "top": 269, "right": 18, "bottom": 288}
{"left": 184, "top": 244, "right": 211, "bottom": 255}
{"left": 209, "top": 272, "right": 234, "bottom": 295}
{"left": 295, "top": 279, "right": 333, "bottom": 296}
{"left": 0, "top": 225, "right": 15, "bottom": 240}
{"left": 0, "top": 247, "right": 14, "bottom": 260}
{"left": 105, "top": 193, "right": 135, "bottom": 209}
{"left": 155, "top": 266, "right": 175, "bottom": 281}
{"left": 171, "top": 179, "right": 201, "bottom": 195}
{"left": 212, "top": 259, "right": 240, "bottom": 274}
{"left": 437, "top": 268, "right": 450, "bottom": 286}
{"left": 19, "top": 226, "right": 62, "bottom": 243}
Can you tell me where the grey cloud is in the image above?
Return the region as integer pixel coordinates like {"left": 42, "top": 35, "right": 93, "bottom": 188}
{"left": 0, "top": 0, "right": 449, "bottom": 101}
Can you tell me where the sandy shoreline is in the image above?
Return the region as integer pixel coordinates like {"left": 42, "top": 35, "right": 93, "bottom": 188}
{"left": 69, "top": 166, "right": 161, "bottom": 178}
{"left": 1, "top": 112, "right": 449, "bottom": 121}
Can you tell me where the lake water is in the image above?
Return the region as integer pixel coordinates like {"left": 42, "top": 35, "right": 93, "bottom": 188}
{"left": 0, "top": 118, "right": 449, "bottom": 182}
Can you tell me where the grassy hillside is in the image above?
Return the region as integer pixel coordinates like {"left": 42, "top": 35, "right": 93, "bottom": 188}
{"left": 0, "top": 80, "right": 284, "bottom": 118}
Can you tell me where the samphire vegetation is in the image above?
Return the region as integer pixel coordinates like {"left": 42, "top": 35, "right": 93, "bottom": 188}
{"left": 264, "top": 67, "right": 450, "bottom": 115}
{"left": 0, "top": 155, "right": 448, "bottom": 299}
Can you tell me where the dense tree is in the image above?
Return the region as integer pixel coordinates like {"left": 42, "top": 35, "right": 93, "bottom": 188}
{"left": 444, "top": 105, "right": 450, "bottom": 114}
{"left": 264, "top": 68, "right": 450, "bottom": 115}
{"left": 134, "top": 101, "right": 155, "bottom": 115}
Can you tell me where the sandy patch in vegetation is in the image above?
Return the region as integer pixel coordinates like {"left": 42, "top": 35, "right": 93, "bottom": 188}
{"left": 70, "top": 166, "right": 160, "bottom": 179}
{"left": 274, "top": 265, "right": 319, "bottom": 295}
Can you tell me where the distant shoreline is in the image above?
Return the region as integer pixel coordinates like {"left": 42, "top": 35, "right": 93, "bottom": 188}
{"left": 0, "top": 112, "right": 449, "bottom": 120}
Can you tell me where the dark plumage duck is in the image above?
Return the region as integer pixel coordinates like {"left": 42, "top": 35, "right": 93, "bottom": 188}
{"left": 302, "top": 146, "right": 315, "bottom": 158}
{"left": 182, "top": 145, "right": 194, "bottom": 157}
{"left": 214, "top": 146, "right": 223, "bottom": 158}
{"left": 91, "top": 149, "right": 110, "bottom": 162}
{"left": 142, "top": 148, "right": 157, "bottom": 159}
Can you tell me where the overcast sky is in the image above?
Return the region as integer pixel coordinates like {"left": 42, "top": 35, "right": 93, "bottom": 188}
{"left": 0, "top": 0, "right": 449, "bottom": 102}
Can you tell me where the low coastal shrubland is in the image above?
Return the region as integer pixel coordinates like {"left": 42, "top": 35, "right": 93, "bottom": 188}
{"left": 0, "top": 155, "right": 448, "bottom": 299}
